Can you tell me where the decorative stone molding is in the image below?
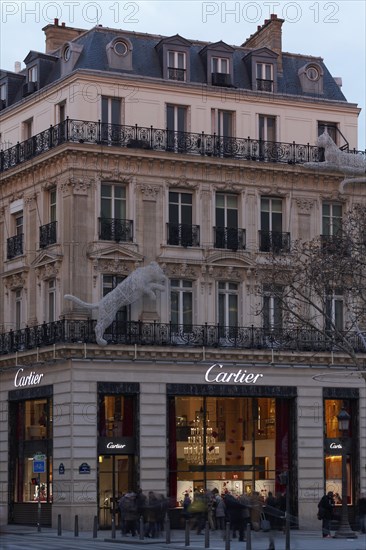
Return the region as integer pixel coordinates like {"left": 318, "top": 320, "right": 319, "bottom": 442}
{"left": 163, "top": 262, "right": 198, "bottom": 279}
{"left": 295, "top": 198, "right": 315, "bottom": 213}
{"left": 166, "top": 177, "right": 198, "bottom": 190}
{"left": 60, "top": 176, "right": 96, "bottom": 195}
{"left": 3, "top": 272, "right": 27, "bottom": 290}
{"left": 35, "top": 261, "right": 61, "bottom": 281}
{"left": 92, "top": 258, "right": 134, "bottom": 275}
{"left": 138, "top": 184, "right": 161, "bottom": 200}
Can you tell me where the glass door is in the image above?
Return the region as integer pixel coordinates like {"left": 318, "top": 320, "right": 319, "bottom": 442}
{"left": 98, "top": 454, "right": 135, "bottom": 529}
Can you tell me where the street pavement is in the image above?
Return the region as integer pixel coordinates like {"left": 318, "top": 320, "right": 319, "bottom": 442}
{"left": 0, "top": 524, "right": 365, "bottom": 550}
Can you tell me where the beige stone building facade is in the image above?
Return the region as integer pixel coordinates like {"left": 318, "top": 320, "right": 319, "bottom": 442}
{"left": 0, "top": 16, "right": 365, "bottom": 532}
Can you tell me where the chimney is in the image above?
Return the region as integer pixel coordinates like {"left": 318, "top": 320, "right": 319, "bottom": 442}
{"left": 14, "top": 61, "right": 21, "bottom": 73}
{"left": 242, "top": 14, "right": 284, "bottom": 72}
{"left": 42, "top": 19, "right": 86, "bottom": 53}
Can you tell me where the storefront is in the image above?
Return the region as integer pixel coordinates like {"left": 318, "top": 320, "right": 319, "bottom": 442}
{"left": 2, "top": 358, "right": 364, "bottom": 531}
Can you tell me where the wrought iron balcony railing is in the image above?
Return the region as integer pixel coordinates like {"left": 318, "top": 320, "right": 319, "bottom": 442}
{"left": 39, "top": 221, "right": 57, "bottom": 248}
{"left": 0, "top": 119, "right": 333, "bottom": 173}
{"left": 259, "top": 230, "right": 291, "bottom": 253}
{"left": 1, "top": 119, "right": 363, "bottom": 174}
{"left": 1, "top": 320, "right": 365, "bottom": 354}
{"left": 257, "top": 79, "right": 273, "bottom": 92}
{"left": 7, "top": 234, "right": 23, "bottom": 259}
{"left": 167, "top": 223, "right": 200, "bottom": 247}
{"left": 99, "top": 217, "right": 133, "bottom": 242}
{"left": 167, "top": 67, "right": 186, "bottom": 81}
{"left": 214, "top": 227, "right": 246, "bottom": 251}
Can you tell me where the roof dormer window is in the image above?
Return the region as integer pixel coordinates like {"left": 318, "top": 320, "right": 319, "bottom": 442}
{"left": 63, "top": 45, "right": 71, "bottom": 62}
{"left": 106, "top": 37, "right": 133, "bottom": 70}
{"left": 113, "top": 40, "right": 128, "bottom": 56}
{"left": 167, "top": 51, "right": 186, "bottom": 81}
{"left": 256, "top": 62, "right": 273, "bottom": 91}
{"left": 212, "top": 57, "right": 229, "bottom": 74}
{"left": 306, "top": 65, "right": 320, "bottom": 81}
{"left": 28, "top": 65, "right": 37, "bottom": 82}
{"left": 298, "top": 61, "right": 324, "bottom": 94}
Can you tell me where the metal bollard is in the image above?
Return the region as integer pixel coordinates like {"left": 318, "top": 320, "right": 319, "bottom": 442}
{"left": 74, "top": 514, "right": 79, "bottom": 537}
{"left": 111, "top": 515, "right": 116, "bottom": 539}
{"left": 57, "top": 514, "right": 62, "bottom": 536}
{"left": 139, "top": 515, "right": 144, "bottom": 540}
{"left": 204, "top": 520, "right": 210, "bottom": 548}
{"left": 93, "top": 515, "right": 98, "bottom": 538}
{"left": 225, "top": 522, "right": 230, "bottom": 550}
{"left": 185, "top": 519, "right": 190, "bottom": 546}
{"left": 165, "top": 515, "right": 171, "bottom": 544}
{"left": 245, "top": 523, "right": 252, "bottom": 550}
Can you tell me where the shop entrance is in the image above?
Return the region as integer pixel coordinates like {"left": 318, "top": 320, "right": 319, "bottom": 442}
{"left": 98, "top": 454, "right": 135, "bottom": 529}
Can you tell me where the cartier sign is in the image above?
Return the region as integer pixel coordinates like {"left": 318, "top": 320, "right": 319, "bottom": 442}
{"left": 14, "top": 368, "right": 44, "bottom": 387}
{"left": 98, "top": 437, "right": 135, "bottom": 454}
{"left": 205, "top": 363, "right": 263, "bottom": 384}
{"left": 325, "top": 438, "right": 351, "bottom": 454}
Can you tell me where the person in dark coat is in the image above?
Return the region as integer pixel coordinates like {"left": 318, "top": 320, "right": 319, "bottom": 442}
{"left": 358, "top": 493, "right": 366, "bottom": 533}
{"left": 224, "top": 492, "right": 246, "bottom": 541}
{"left": 119, "top": 492, "right": 138, "bottom": 536}
{"left": 318, "top": 491, "right": 335, "bottom": 538}
{"left": 264, "top": 492, "right": 278, "bottom": 530}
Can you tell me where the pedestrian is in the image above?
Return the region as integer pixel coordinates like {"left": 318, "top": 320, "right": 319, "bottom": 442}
{"left": 358, "top": 492, "right": 366, "bottom": 534}
{"left": 238, "top": 493, "right": 250, "bottom": 539}
{"left": 318, "top": 491, "right": 335, "bottom": 538}
{"left": 136, "top": 488, "right": 147, "bottom": 535}
{"left": 145, "top": 491, "right": 158, "bottom": 538}
{"left": 214, "top": 493, "right": 226, "bottom": 532}
{"left": 250, "top": 491, "right": 262, "bottom": 531}
{"left": 224, "top": 492, "right": 245, "bottom": 541}
{"left": 264, "top": 492, "right": 277, "bottom": 530}
{"left": 183, "top": 492, "right": 191, "bottom": 523}
{"left": 119, "top": 491, "right": 138, "bottom": 536}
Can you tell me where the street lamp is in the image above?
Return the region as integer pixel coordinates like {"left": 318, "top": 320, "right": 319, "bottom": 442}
{"left": 333, "top": 407, "right": 357, "bottom": 539}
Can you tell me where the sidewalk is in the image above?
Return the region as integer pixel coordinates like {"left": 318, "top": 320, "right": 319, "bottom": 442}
{"left": 1, "top": 524, "right": 366, "bottom": 550}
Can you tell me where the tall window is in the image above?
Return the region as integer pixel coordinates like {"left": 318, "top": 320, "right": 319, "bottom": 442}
{"left": 101, "top": 96, "right": 122, "bottom": 142}
{"left": 325, "top": 288, "right": 344, "bottom": 332}
{"left": 263, "top": 285, "right": 283, "bottom": 331}
{"left": 47, "top": 279, "right": 56, "bottom": 323}
{"left": 256, "top": 63, "right": 273, "bottom": 91}
{"left": 215, "top": 193, "right": 239, "bottom": 249}
{"left": 23, "top": 119, "right": 33, "bottom": 140}
{"left": 168, "top": 191, "right": 197, "bottom": 246}
{"left": 167, "top": 104, "right": 187, "bottom": 151}
{"left": 0, "top": 83, "right": 6, "bottom": 101}
{"left": 260, "top": 197, "right": 288, "bottom": 252}
{"left": 322, "top": 203, "right": 342, "bottom": 236}
{"left": 7, "top": 212, "right": 24, "bottom": 259}
{"left": 167, "top": 51, "right": 186, "bottom": 81}
{"left": 100, "top": 184, "right": 131, "bottom": 242}
{"left": 50, "top": 188, "right": 57, "bottom": 223}
{"left": 318, "top": 122, "right": 338, "bottom": 144}
{"left": 259, "top": 115, "right": 276, "bottom": 142}
{"left": 14, "top": 289, "right": 22, "bottom": 330}
{"left": 170, "top": 279, "right": 193, "bottom": 329}
{"left": 218, "top": 282, "right": 238, "bottom": 328}
{"left": 212, "top": 109, "right": 233, "bottom": 138}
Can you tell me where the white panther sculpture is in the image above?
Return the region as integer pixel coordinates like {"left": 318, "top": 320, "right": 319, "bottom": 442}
{"left": 65, "top": 261, "right": 167, "bottom": 345}
{"left": 304, "top": 131, "right": 366, "bottom": 176}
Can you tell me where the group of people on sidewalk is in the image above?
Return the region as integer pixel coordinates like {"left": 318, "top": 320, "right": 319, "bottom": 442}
{"left": 317, "top": 491, "right": 366, "bottom": 538}
{"left": 183, "top": 488, "right": 287, "bottom": 541}
{"left": 118, "top": 489, "right": 167, "bottom": 537}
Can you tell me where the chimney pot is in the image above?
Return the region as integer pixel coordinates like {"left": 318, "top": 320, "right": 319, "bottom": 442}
{"left": 54, "top": 18, "right": 59, "bottom": 26}
{"left": 271, "top": 14, "right": 277, "bottom": 19}
{"left": 62, "top": 22, "right": 66, "bottom": 27}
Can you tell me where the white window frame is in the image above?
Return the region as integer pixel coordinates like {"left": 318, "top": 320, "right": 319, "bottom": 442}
{"left": 258, "top": 115, "right": 276, "bottom": 142}
{"left": 218, "top": 282, "right": 238, "bottom": 327}
{"left": 167, "top": 51, "right": 186, "bottom": 81}
{"left": 28, "top": 65, "right": 37, "bottom": 82}
{"left": 170, "top": 279, "right": 193, "bottom": 327}
{"left": 14, "top": 289, "right": 22, "bottom": 330}
{"left": 211, "top": 57, "right": 229, "bottom": 74}
{"left": 47, "top": 279, "right": 56, "bottom": 323}
{"left": 325, "top": 288, "right": 344, "bottom": 332}
{"left": 0, "top": 83, "right": 6, "bottom": 101}
{"left": 322, "top": 203, "right": 342, "bottom": 236}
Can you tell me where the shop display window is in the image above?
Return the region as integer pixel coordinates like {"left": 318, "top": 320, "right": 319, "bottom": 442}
{"left": 98, "top": 395, "right": 134, "bottom": 437}
{"left": 168, "top": 396, "right": 288, "bottom": 506}
{"left": 9, "top": 397, "right": 53, "bottom": 504}
{"left": 324, "top": 398, "right": 354, "bottom": 504}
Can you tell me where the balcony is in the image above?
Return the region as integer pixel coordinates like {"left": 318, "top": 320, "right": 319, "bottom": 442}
{"left": 1, "top": 319, "right": 365, "bottom": 354}
{"left": 256, "top": 79, "right": 273, "bottom": 92}
{"left": 320, "top": 234, "right": 350, "bottom": 255}
{"left": 259, "top": 230, "right": 291, "bottom": 253}
{"left": 214, "top": 227, "right": 246, "bottom": 251}
{"left": 211, "top": 73, "right": 232, "bottom": 87}
{"left": 39, "top": 221, "right": 57, "bottom": 248}
{"left": 1, "top": 119, "right": 364, "bottom": 174}
{"left": 7, "top": 234, "right": 23, "bottom": 259}
{"left": 167, "top": 67, "right": 186, "bottom": 81}
{"left": 99, "top": 218, "right": 133, "bottom": 242}
{"left": 167, "top": 223, "right": 200, "bottom": 247}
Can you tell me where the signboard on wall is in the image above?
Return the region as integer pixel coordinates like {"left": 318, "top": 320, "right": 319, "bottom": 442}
{"left": 98, "top": 437, "right": 135, "bottom": 455}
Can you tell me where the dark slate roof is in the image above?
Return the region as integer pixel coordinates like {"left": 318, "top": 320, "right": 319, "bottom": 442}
{"left": 1, "top": 25, "right": 348, "bottom": 105}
